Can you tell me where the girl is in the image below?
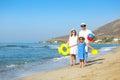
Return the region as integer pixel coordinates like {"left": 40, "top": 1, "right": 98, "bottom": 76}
{"left": 70, "top": 37, "right": 94, "bottom": 68}
{"left": 68, "top": 29, "right": 78, "bottom": 66}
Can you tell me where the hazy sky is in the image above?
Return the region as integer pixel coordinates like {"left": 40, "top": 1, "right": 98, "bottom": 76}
{"left": 0, "top": 0, "right": 120, "bottom": 43}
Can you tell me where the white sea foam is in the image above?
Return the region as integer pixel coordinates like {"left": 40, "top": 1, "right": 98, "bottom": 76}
{"left": 6, "top": 64, "right": 17, "bottom": 68}
{"left": 99, "top": 46, "right": 116, "bottom": 52}
{"left": 48, "top": 45, "right": 59, "bottom": 49}
{"left": 52, "top": 56, "right": 69, "bottom": 62}
{"left": 50, "top": 46, "right": 59, "bottom": 49}
{"left": 6, "top": 62, "right": 28, "bottom": 68}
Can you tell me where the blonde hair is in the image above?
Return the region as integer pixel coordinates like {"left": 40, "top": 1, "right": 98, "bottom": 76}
{"left": 70, "top": 29, "right": 77, "bottom": 37}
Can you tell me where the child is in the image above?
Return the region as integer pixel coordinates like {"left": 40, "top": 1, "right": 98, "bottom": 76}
{"left": 67, "top": 29, "right": 78, "bottom": 66}
{"left": 70, "top": 37, "right": 94, "bottom": 68}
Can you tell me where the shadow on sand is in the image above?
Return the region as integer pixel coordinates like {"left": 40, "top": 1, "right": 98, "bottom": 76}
{"left": 85, "top": 58, "right": 105, "bottom": 66}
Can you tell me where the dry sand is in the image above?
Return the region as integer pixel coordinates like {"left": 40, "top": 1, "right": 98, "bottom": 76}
{"left": 21, "top": 47, "right": 120, "bottom": 80}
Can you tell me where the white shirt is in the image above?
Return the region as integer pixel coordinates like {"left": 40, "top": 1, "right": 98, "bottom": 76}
{"left": 69, "top": 35, "right": 78, "bottom": 46}
{"left": 79, "top": 29, "right": 92, "bottom": 44}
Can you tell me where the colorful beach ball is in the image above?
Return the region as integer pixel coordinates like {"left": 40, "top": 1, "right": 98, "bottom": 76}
{"left": 87, "top": 33, "right": 95, "bottom": 41}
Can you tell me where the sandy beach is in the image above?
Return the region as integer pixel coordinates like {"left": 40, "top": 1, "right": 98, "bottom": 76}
{"left": 21, "top": 47, "right": 120, "bottom": 80}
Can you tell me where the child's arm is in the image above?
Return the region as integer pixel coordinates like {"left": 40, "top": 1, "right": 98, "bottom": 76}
{"left": 86, "top": 44, "right": 94, "bottom": 49}
{"left": 69, "top": 44, "right": 77, "bottom": 48}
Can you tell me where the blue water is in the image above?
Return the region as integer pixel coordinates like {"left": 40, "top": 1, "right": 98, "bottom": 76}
{"left": 0, "top": 43, "right": 119, "bottom": 80}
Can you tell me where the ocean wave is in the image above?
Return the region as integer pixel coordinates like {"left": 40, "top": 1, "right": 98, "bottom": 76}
{"left": 31, "top": 45, "right": 57, "bottom": 49}
{"left": 6, "top": 64, "right": 17, "bottom": 68}
{"left": 0, "top": 45, "right": 29, "bottom": 48}
{"left": 49, "top": 46, "right": 59, "bottom": 49}
{"left": 52, "top": 56, "right": 69, "bottom": 62}
{"left": 0, "top": 45, "right": 59, "bottom": 49}
{"left": 33, "top": 45, "right": 50, "bottom": 48}
{"left": 5, "top": 61, "right": 28, "bottom": 68}
{"left": 99, "top": 46, "right": 116, "bottom": 52}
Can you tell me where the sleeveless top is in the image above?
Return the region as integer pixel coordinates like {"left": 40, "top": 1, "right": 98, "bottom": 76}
{"left": 69, "top": 35, "right": 78, "bottom": 46}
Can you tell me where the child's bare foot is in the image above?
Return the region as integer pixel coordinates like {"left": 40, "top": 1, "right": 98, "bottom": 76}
{"left": 70, "top": 64, "right": 73, "bottom": 67}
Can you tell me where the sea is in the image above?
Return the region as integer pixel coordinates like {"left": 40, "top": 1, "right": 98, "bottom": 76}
{"left": 0, "top": 43, "right": 120, "bottom": 80}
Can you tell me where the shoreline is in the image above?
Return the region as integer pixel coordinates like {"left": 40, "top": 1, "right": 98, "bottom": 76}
{"left": 21, "top": 47, "right": 120, "bottom": 80}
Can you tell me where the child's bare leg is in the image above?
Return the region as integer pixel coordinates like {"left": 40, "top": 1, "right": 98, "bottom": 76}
{"left": 83, "top": 60, "right": 86, "bottom": 66}
{"left": 70, "top": 54, "right": 73, "bottom": 66}
{"left": 81, "top": 60, "right": 84, "bottom": 68}
{"left": 80, "top": 60, "right": 82, "bottom": 68}
{"left": 73, "top": 55, "right": 76, "bottom": 65}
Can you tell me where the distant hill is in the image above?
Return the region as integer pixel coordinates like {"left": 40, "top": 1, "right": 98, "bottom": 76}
{"left": 93, "top": 19, "right": 120, "bottom": 39}
{"left": 43, "top": 19, "right": 120, "bottom": 43}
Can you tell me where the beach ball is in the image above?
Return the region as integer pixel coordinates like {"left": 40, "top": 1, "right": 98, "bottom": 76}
{"left": 87, "top": 33, "right": 95, "bottom": 41}
{"left": 91, "top": 49, "right": 98, "bottom": 55}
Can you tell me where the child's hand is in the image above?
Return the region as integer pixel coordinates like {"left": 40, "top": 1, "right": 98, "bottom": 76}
{"left": 92, "top": 48, "right": 95, "bottom": 50}
{"left": 68, "top": 46, "right": 71, "bottom": 48}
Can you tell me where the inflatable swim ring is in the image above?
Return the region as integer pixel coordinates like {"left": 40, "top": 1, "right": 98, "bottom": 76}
{"left": 58, "top": 44, "right": 70, "bottom": 56}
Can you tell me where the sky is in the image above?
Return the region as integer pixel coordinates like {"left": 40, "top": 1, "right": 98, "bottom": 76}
{"left": 0, "top": 0, "right": 120, "bottom": 43}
